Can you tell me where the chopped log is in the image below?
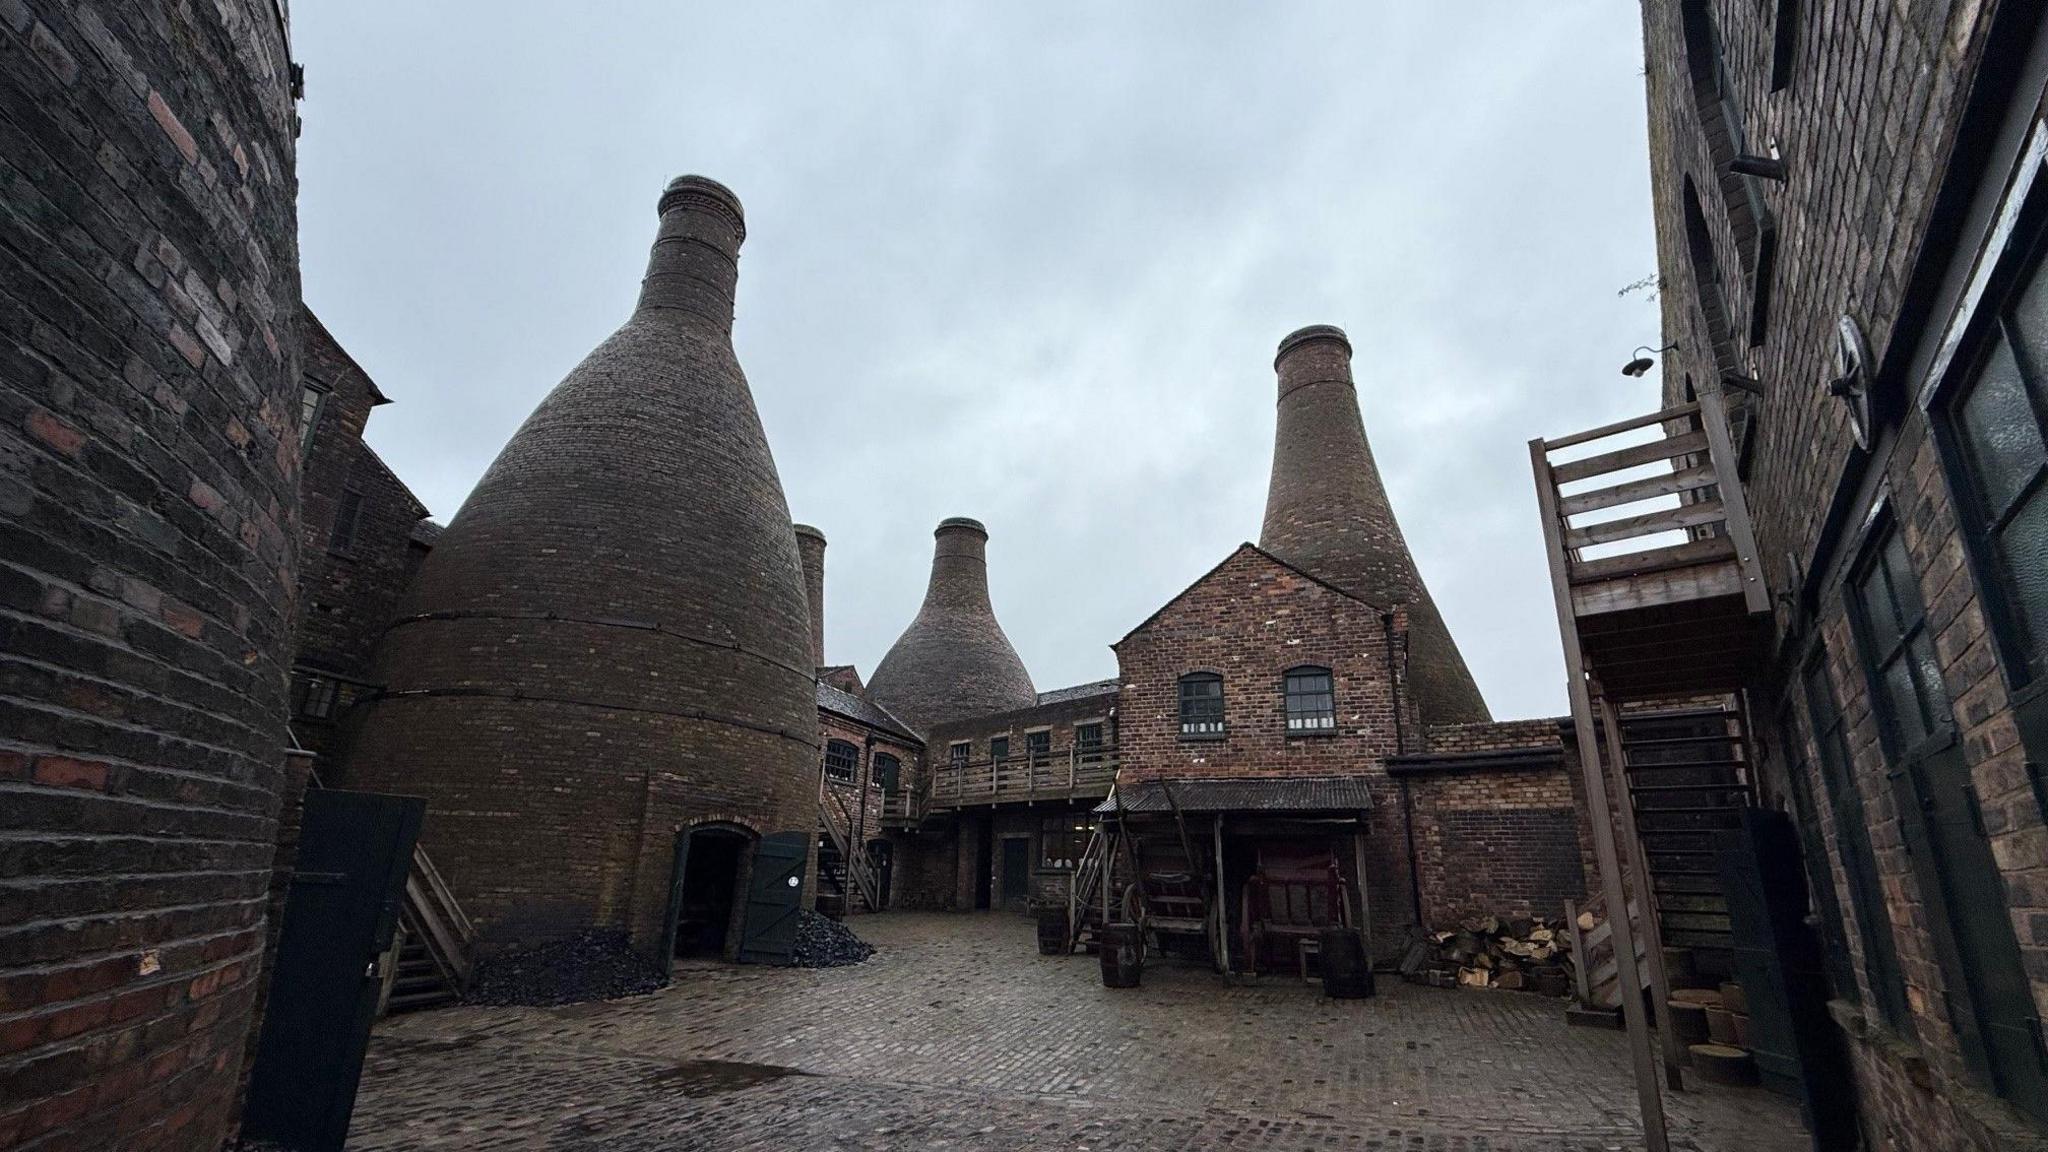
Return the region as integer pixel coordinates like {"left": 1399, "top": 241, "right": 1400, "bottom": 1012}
{"left": 1496, "top": 969, "right": 1526, "bottom": 991}
{"left": 1689, "top": 1043, "right": 1759, "bottom": 1087}
{"left": 1706, "top": 1006, "right": 1737, "bottom": 1045}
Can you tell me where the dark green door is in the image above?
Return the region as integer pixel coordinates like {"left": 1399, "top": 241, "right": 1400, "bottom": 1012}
{"left": 1001, "top": 836, "right": 1031, "bottom": 907}
{"left": 243, "top": 790, "right": 424, "bottom": 1151}
{"left": 737, "top": 831, "right": 808, "bottom": 965}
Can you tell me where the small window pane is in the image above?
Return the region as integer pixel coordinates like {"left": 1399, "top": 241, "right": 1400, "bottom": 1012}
{"left": 1959, "top": 336, "right": 2045, "bottom": 519}
{"left": 1179, "top": 674, "right": 1225, "bottom": 736}
{"left": 1908, "top": 633, "right": 1950, "bottom": 720}
{"left": 1856, "top": 563, "right": 1903, "bottom": 658}
{"left": 1882, "top": 535, "right": 1923, "bottom": 629}
{"left": 1994, "top": 488, "right": 2048, "bottom": 667}
{"left": 2007, "top": 253, "right": 2048, "bottom": 369}
{"left": 1026, "top": 731, "right": 1050, "bottom": 763}
{"left": 990, "top": 736, "right": 1010, "bottom": 762}
{"left": 1880, "top": 657, "right": 1926, "bottom": 748}
{"left": 949, "top": 742, "right": 970, "bottom": 768}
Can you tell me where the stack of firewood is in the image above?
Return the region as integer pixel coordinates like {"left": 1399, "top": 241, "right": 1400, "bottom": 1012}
{"left": 1403, "top": 915, "right": 1574, "bottom": 996}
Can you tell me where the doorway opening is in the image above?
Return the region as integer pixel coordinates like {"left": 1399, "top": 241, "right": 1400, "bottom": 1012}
{"left": 673, "top": 826, "right": 749, "bottom": 959}
{"left": 973, "top": 818, "right": 993, "bottom": 910}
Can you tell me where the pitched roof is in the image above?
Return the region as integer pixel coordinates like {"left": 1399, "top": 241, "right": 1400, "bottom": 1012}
{"left": 410, "top": 519, "right": 444, "bottom": 546}
{"left": 816, "top": 681, "right": 919, "bottom": 743}
{"left": 1114, "top": 543, "right": 1391, "bottom": 648}
{"left": 1093, "top": 776, "right": 1375, "bottom": 814}
{"left": 1035, "top": 679, "right": 1119, "bottom": 706}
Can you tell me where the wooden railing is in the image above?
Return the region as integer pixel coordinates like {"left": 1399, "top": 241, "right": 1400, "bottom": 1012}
{"left": 928, "top": 750, "right": 1119, "bottom": 809}
{"left": 1533, "top": 392, "right": 1767, "bottom": 618}
{"left": 402, "top": 843, "right": 474, "bottom": 994}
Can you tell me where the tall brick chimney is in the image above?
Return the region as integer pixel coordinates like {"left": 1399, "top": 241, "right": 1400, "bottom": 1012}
{"left": 867, "top": 517, "right": 1037, "bottom": 734}
{"left": 343, "top": 176, "right": 819, "bottom": 952}
{"left": 1259, "top": 324, "right": 1490, "bottom": 723}
{"left": 795, "top": 522, "right": 826, "bottom": 667}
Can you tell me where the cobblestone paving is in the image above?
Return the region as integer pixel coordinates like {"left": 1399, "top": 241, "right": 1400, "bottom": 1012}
{"left": 348, "top": 913, "right": 1811, "bottom": 1151}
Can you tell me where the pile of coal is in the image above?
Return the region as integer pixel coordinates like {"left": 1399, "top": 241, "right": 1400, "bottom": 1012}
{"left": 789, "top": 910, "right": 875, "bottom": 968}
{"left": 465, "top": 929, "right": 668, "bottom": 1006}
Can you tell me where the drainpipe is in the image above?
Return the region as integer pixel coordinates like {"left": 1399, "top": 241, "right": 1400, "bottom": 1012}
{"left": 1385, "top": 610, "right": 1424, "bottom": 928}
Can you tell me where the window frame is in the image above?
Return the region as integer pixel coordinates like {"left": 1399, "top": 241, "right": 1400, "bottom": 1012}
{"left": 989, "top": 735, "right": 1010, "bottom": 763}
{"left": 299, "top": 382, "right": 330, "bottom": 454}
{"left": 1844, "top": 518, "right": 1957, "bottom": 762}
{"left": 1930, "top": 198, "right": 2048, "bottom": 699}
{"left": 295, "top": 674, "right": 340, "bottom": 722}
{"left": 1796, "top": 651, "right": 1912, "bottom": 1032}
{"left": 1282, "top": 665, "right": 1336, "bottom": 735}
{"left": 823, "top": 739, "right": 860, "bottom": 784}
{"left": 329, "top": 488, "right": 364, "bottom": 555}
{"left": 1177, "top": 672, "right": 1225, "bottom": 740}
{"left": 1073, "top": 721, "right": 1104, "bottom": 764}
{"left": 948, "top": 741, "right": 970, "bottom": 770}
{"left": 873, "top": 752, "right": 901, "bottom": 796}
{"left": 1039, "top": 815, "right": 1090, "bottom": 871}
{"left": 1025, "top": 728, "right": 1051, "bottom": 766}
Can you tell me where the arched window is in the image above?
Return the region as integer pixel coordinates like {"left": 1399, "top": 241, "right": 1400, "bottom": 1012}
{"left": 823, "top": 739, "right": 859, "bottom": 783}
{"left": 873, "top": 752, "right": 901, "bottom": 795}
{"left": 1683, "top": 176, "right": 1739, "bottom": 374}
{"left": 1178, "top": 673, "right": 1224, "bottom": 738}
{"left": 1680, "top": 0, "right": 1776, "bottom": 346}
{"left": 1284, "top": 667, "right": 1335, "bottom": 733}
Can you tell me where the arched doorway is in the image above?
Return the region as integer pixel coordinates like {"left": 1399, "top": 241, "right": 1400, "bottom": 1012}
{"left": 667, "top": 825, "right": 752, "bottom": 960}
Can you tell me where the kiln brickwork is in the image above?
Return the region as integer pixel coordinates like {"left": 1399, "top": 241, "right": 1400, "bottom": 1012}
{"left": 0, "top": 2, "right": 302, "bottom": 1147}
{"left": 1632, "top": 0, "right": 2048, "bottom": 1143}
{"left": 341, "top": 176, "right": 819, "bottom": 957}
{"left": 867, "top": 517, "right": 1037, "bottom": 736}
{"left": 1259, "top": 325, "right": 1488, "bottom": 726}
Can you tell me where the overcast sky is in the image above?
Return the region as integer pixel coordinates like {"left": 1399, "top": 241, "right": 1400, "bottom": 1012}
{"left": 294, "top": 3, "right": 1666, "bottom": 722}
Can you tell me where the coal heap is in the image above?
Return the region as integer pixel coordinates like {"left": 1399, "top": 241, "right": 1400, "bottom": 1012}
{"left": 465, "top": 929, "right": 668, "bottom": 1007}
{"left": 790, "top": 911, "right": 875, "bottom": 968}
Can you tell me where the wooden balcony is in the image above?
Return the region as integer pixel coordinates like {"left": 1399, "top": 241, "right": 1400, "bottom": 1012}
{"left": 882, "top": 750, "right": 1118, "bottom": 823}
{"left": 1531, "top": 392, "right": 1770, "bottom": 701}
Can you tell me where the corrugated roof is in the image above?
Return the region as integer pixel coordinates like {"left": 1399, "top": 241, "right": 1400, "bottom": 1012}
{"left": 1035, "top": 679, "right": 1119, "bottom": 706}
{"left": 816, "top": 681, "right": 919, "bottom": 742}
{"left": 1093, "top": 776, "right": 1375, "bottom": 814}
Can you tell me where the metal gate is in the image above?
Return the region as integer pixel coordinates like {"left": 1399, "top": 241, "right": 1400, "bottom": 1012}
{"left": 737, "top": 831, "right": 808, "bottom": 964}
{"left": 243, "top": 789, "right": 425, "bottom": 1150}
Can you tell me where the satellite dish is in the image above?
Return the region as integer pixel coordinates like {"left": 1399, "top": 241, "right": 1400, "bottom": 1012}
{"left": 1830, "top": 314, "right": 1873, "bottom": 451}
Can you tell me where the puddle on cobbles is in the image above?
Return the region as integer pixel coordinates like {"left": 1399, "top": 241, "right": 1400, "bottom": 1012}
{"left": 645, "top": 1059, "right": 812, "bottom": 1096}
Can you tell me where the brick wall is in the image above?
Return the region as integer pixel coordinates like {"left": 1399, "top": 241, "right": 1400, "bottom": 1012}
{"left": 925, "top": 686, "right": 1118, "bottom": 768}
{"left": 1638, "top": 0, "right": 2048, "bottom": 1143}
{"left": 1395, "top": 723, "right": 1590, "bottom": 930}
{"left": 0, "top": 2, "right": 302, "bottom": 1147}
{"left": 289, "top": 312, "right": 428, "bottom": 761}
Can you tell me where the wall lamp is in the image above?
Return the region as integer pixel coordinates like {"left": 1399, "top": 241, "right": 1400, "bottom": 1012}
{"left": 1621, "top": 344, "right": 1678, "bottom": 377}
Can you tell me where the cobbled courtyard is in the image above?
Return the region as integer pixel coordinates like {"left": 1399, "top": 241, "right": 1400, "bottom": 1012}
{"left": 347, "top": 913, "right": 1810, "bottom": 1150}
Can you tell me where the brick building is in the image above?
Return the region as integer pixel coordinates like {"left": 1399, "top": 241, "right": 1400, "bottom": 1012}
{"left": 287, "top": 309, "right": 433, "bottom": 759}
{"left": 1524, "top": 1, "right": 2048, "bottom": 1145}
{"left": 0, "top": 2, "right": 305, "bottom": 1147}
{"left": 843, "top": 327, "right": 1595, "bottom": 969}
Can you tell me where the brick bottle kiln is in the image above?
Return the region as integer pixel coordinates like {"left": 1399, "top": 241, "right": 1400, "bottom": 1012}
{"left": 342, "top": 176, "right": 818, "bottom": 959}
{"left": 0, "top": 3, "right": 304, "bottom": 1146}
{"left": 1259, "top": 324, "right": 1489, "bottom": 724}
{"left": 867, "top": 517, "right": 1037, "bottom": 735}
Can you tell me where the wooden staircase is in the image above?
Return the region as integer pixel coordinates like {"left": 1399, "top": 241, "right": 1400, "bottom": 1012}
{"left": 1532, "top": 390, "right": 1773, "bottom": 1150}
{"left": 1619, "top": 703, "right": 1753, "bottom": 980}
{"left": 818, "top": 788, "right": 881, "bottom": 917}
{"left": 382, "top": 844, "right": 475, "bottom": 1014}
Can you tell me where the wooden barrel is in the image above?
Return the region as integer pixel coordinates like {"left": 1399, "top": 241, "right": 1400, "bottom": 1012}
{"left": 1036, "top": 906, "right": 1069, "bottom": 956}
{"left": 1099, "top": 924, "right": 1143, "bottom": 987}
{"left": 1319, "top": 927, "right": 1375, "bottom": 999}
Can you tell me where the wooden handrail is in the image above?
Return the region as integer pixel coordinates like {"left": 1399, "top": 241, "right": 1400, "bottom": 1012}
{"left": 1543, "top": 402, "right": 1700, "bottom": 451}
{"left": 1551, "top": 431, "right": 1709, "bottom": 484}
